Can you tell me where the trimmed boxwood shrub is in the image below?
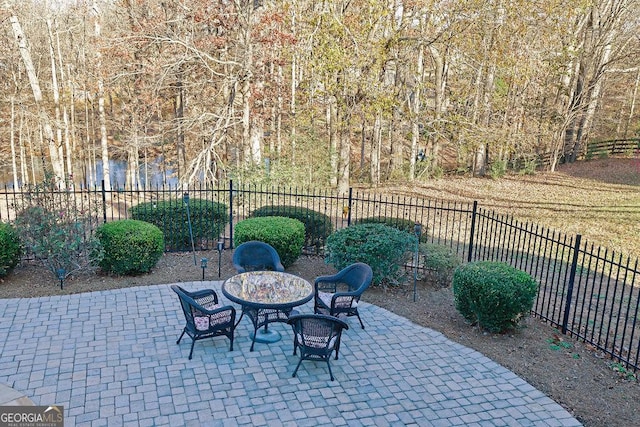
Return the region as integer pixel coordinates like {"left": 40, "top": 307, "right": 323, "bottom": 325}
{"left": 0, "top": 222, "right": 22, "bottom": 277}
{"left": 325, "top": 223, "right": 417, "bottom": 286}
{"left": 355, "top": 216, "right": 427, "bottom": 242}
{"left": 130, "top": 198, "right": 228, "bottom": 251}
{"left": 452, "top": 261, "right": 538, "bottom": 333}
{"left": 250, "top": 205, "right": 332, "bottom": 252}
{"left": 419, "top": 242, "right": 462, "bottom": 287}
{"left": 96, "top": 220, "right": 164, "bottom": 275}
{"left": 233, "top": 216, "right": 305, "bottom": 268}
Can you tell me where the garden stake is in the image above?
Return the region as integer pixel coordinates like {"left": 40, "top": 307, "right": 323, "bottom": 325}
{"left": 413, "top": 223, "right": 422, "bottom": 302}
{"left": 183, "top": 192, "right": 197, "bottom": 266}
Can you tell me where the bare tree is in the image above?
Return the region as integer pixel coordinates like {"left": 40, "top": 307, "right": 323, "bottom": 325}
{"left": 4, "top": 0, "right": 65, "bottom": 184}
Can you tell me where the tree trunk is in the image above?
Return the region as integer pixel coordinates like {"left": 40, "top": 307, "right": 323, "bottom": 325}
{"left": 429, "top": 45, "right": 448, "bottom": 166}
{"left": 408, "top": 16, "right": 426, "bottom": 181}
{"left": 97, "top": 84, "right": 110, "bottom": 188}
{"left": 18, "top": 109, "right": 28, "bottom": 186}
{"left": 276, "top": 64, "right": 284, "bottom": 156}
{"left": 250, "top": 116, "right": 263, "bottom": 164}
{"left": 238, "top": 2, "right": 258, "bottom": 166}
{"left": 410, "top": 121, "right": 419, "bottom": 179}
{"left": 563, "top": 58, "right": 587, "bottom": 163}
{"left": 66, "top": 64, "right": 76, "bottom": 181}
{"left": 127, "top": 144, "right": 140, "bottom": 188}
{"left": 93, "top": 0, "right": 111, "bottom": 190}
{"left": 290, "top": 7, "right": 298, "bottom": 163}
{"left": 290, "top": 55, "right": 297, "bottom": 164}
{"left": 7, "top": 2, "right": 65, "bottom": 183}
{"left": 328, "top": 98, "right": 338, "bottom": 188}
{"left": 624, "top": 70, "right": 640, "bottom": 138}
{"left": 388, "top": 106, "right": 402, "bottom": 175}
{"left": 337, "top": 118, "right": 351, "bottom": 194}
{"left": 47, "top": 19, "right": 66, "bottom": 179}
{"left": 175, "top": 72, "right": 186, "bottom": 180}
{"left": 83, "top": 82, "right": 95, "bottom": 187}
{"left": 54, "top": 20, "right": 73, "bottom": 180}
{"left": 360, "top": 114, "right": 366, "bottom": 170}
{"left": 10, "top": 96, "right": 19, "bottom": 189}
{"left": 370, "top": 112, "right": 382, "bottom": 185}
{"left": 562, "top": 2, "right": 622, "bottom": 163}
{"left": 574, "top": 43, "right": 612, "bottom": 159}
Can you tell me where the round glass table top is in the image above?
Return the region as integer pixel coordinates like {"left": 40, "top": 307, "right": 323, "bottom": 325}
{"left": 222, "top": 271, "right": 313, "bottom": 309}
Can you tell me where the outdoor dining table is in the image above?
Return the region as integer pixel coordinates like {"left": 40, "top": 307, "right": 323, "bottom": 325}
{"left": 221, "top": 271, "right": 314, "bottom": 351}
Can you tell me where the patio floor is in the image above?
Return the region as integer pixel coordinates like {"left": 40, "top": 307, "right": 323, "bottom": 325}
{"left": 0, "top": 281, "right": 582, "bottom": 426}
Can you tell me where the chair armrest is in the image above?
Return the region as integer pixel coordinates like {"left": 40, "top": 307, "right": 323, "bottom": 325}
{"left": 329, "top": 291, "right": 359, "bottom": 309}
{"left": 185, "top": 294, "right": 234, "bottom": 317}
{"left": 331, "top": 290, "right": 358, "bottom": 299}
{"left": 314, "top": 279, "right": 338, "bottom": 294}
{"left": 314, "top": 269, "right": 348, "bottom": 285}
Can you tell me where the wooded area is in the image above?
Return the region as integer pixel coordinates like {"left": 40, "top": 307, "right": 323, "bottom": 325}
{"left": 1, "top": 0, "right": 639, "bottom": 191}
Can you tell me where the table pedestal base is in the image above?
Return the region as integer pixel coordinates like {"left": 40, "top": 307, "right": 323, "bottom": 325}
{"left": 251, "top": 328, "right": 281, "bottom": 344}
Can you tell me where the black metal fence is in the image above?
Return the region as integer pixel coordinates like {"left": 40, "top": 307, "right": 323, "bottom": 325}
{"left": 468, "top": 204, "right": 640, "bottom": 373}
{"left": 1, "top": 181, "right": 638, "bottom": 372}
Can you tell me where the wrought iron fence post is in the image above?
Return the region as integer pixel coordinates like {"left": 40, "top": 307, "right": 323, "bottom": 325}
{"left": 347, "top": 187, "right": 353, "bottom": 226}
{"left": 562, "top": 234, "right": 582, "bottom": 334}
{"left": 183, "top": 192, "right": 197, "bottom": 266}
{"left": 101, "top": 180, "right": 107, "bottom": 223}
{"left": 413, "top": 223, "right": 422, "bottom": 302}
{"left": 229, "top": 180, "right": 234, "bottom": 249}
{"left": 467, "top": 201, "right": 478, "bottom": 263}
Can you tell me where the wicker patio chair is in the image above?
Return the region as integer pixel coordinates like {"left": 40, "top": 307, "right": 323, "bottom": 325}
{"left": 171, "top": 285, "right": 236, "bottom": 359}
{"left": 232, "top": 241, "right": 285, "bottom": 273}
{"left": 313, "top": 262, "right": 373, "bottom": 329}
{"left": 287, "top": 313, "right": 349, "bottom": 381}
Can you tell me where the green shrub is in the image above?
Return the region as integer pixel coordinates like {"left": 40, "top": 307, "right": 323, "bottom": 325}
{"left": 415, "top": 157, "right": 444, "bottom": 180}
{"left": 518, "top": 159, "right": 537, "bottom": 176}
{"left": 250, "top": 205, "right": 332, "bottom": 252}
{"left": 130, "top": 198, "right": 228, "bottom": 250}
{"left": 13, "top": 173, "right": 103, "bottom": 281}
{"left": 233, "top": 216, "right": 305, "bottom": 268}
{"left": 0, "top": 222, "right": 22, "bottom": 277}
{"left": 419, "top": 242, "right": 462, "bottom": 287}
{"left": 355, "top": 216, "right": 426, "bottom": 242}
{"left": 431, "top": 164, "right": 444, "bottom": 179}
{"left": 96, "top": 220, "right": 164, "bottom": 275}
{"left": 585, "top": 145, "right": 608, "bottom": 160}
{"left": 488, "top": 160, "right": 507, "bottom": 179}
{"left": 584, "top": 147, "right": 595, "bottom": 160}
{"left": 452, "top": 261, "right": 538, "bottom": 333}
{"left": 325, "top": 223, "right": 417, "bottom": 286}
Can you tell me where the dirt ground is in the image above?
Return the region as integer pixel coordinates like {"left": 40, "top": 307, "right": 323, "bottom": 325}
{"left": 1, "top": 250, "right": 638, "bottom": 427}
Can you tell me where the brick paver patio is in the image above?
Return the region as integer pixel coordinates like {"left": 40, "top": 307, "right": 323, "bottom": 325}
{"left": 0, "top": 282, "right": 582, "bottom": 426}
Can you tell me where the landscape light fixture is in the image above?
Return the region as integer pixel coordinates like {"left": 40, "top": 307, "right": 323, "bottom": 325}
{"left": 57, "top": 268, "right": 66, "bottom": 290}
{"left": 217, "top": 241, "right": 224, "bottom": 277}
{"left": 413, "top": 223, "right": 422, "bottom": 302}
{"left": 201, "top": 257, "right": 208, "bottom": 281}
